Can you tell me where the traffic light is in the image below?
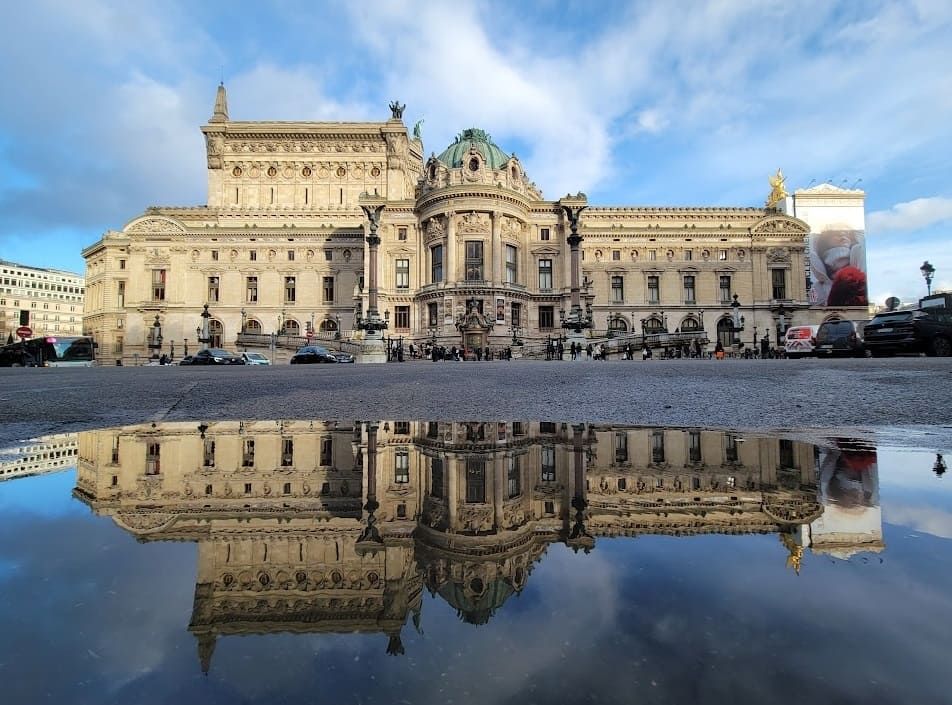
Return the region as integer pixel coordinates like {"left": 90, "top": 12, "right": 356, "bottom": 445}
{"left": 18, "top": 310, "right": 29, "bottom": 326}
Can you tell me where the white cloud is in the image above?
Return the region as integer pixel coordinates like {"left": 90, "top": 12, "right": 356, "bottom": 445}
{"left": 868, "top": 197, "right": 952, "bottom": 232}
{"left": 886, "top": 503, "right": 952, "bottom": 539}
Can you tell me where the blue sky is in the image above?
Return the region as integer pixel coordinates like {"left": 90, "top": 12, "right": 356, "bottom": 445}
{"left": 1, "top": 0, "right": 950, "bottom": 307}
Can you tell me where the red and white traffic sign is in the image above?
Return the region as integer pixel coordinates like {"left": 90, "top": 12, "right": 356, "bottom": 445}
{"left": 305, "top": 331, "right": 314, "bottom": 339}
{"left": 15, "top": 326, "right": 32, "bottom": 339}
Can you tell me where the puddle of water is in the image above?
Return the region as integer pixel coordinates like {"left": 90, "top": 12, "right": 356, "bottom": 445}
{"left": 1, "top": 421, "right": 950, "bottom": 705}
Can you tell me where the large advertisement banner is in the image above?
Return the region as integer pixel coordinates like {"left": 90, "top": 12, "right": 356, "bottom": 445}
{"left": 808, "top": 227, "right": 868, "bottom": 307}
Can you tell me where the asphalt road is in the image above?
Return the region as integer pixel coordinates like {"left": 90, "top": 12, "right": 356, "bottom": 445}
{"left": 2, "top": 357, "right": 951, "bottom": 449}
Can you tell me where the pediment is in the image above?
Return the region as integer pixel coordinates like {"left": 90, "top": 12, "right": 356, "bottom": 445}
{"left": 530, "top": 246, "right": 561, "bottom": 256}
{"left": 750, "top": 215, "right": 809, "bottom": 235}
{"left": 124, "top": 215, "right": 188, "bottom": 234}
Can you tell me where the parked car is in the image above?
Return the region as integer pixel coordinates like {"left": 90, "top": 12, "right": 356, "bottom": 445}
{"left": 241, "top": 352, "right": 271, "bottom": 365}
{"left": 814, "top": 319, "right": 868, "bottom": 357}
{"left": 289, "top": 345, "right": 338, "bottom": 364}
{"left": 863, "top": 308, "right": 952, "bottom": 357}
{"left": 783, "top": 325, "right": 819, "bottom": 358}
{"left": 181, "top": 348, "right": 245, "bottom": 365}
{"left": 330, "top": 351, "right": 355, "bottom": 363}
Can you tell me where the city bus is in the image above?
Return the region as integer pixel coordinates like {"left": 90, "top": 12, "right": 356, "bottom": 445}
{"left": 0, "top": 336, "right": 96, "bottom": 367}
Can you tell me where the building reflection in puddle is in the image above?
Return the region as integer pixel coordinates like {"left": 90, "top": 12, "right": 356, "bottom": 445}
{"left": 71, "top": 421, "right": 883, "bottom": 672}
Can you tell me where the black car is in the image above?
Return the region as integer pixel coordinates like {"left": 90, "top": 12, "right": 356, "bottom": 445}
{"left": 181, "top": 348, "right": 245, "bottom": 365}
{"left": 289, "top": 345, "right": 338, "bottom": 364}
{"left": 863, "top": 309, "right": 952, "bottom": 357}
{"left": 815, "top": 319, "right": 868, "bottom": 357}
{"left": 330, "top": 351, "right": 355, "bottom": 363}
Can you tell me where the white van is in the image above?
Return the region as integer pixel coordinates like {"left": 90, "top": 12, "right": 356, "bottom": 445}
{"left": 784, "top": 325, "right": 819, "bottom": 358}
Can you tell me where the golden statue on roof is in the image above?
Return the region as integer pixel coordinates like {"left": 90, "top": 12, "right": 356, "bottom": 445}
{"left": 766, "top": 168, "right": 787, "bottom": 209}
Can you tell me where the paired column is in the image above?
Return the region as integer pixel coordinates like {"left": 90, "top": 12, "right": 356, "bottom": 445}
{"left": 491, "top": 212, "right": 502, "bottom": 284}
{"left": 446, "top": 214, "right": 457, "bottom": 285}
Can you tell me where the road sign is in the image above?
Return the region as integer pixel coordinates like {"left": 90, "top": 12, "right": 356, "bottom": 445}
{"left": 15, "top": 326, "right": 32, "bottom": 339}
{"left": 305, "top": 331, "right": 314, "bottom": 339}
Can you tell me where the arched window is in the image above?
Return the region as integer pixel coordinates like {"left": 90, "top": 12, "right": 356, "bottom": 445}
{"left": 246, "top": 319, "right": 262, "bottom": 334}
{"left": 319, "top": 319, "right": 338, "bottom": 332}
{"left": 209, "top": 320, "right": 224, "bottom": 348}
{"left": 717, "top": 318, "right": 734, "bottom": 348}
{"left": 284, "top": 319, "right": 300, "bottom": 336}
{"left": 608, "top": 317, "right": 628, "bottom": 333}
{"left": 681, "top": 317, "right": 701, "bottom": 331}
{"left": 644, "top": 318, "right": 665, "bottom": 333}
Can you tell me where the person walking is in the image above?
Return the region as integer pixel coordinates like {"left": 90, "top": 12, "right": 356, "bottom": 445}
{"left": 586, "top": 343, "right": 593, "bottom": 360}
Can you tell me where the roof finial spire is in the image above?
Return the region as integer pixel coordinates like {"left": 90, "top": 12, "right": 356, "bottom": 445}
{"left": 210, "top": 81, "right": 229, "bottom": 123}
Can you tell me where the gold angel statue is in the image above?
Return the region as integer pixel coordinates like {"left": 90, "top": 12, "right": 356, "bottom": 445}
{"left": 766, "top": 168, "right": 787, "bottom": 208}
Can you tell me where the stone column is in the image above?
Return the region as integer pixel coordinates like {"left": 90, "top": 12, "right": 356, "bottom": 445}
{"left": 446, "top": 454, "right": 458, "bottom": 533}
{"left": 493, "top": 454, "right": 505, "bottom": 530}
{"left": 492, "top": 212, "right": 502, "bottom": 285}
{"left": 446, "top": 213, "right": 457, "bottom": 285}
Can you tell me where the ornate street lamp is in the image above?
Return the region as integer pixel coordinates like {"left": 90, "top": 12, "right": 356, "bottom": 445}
{"left": 199, "top": 303, "right": 211, "bottom": 350}
{"left": 357, "top": 195, "right": 388, "bottom": 335}
{"left": 730, "top": 294, "right": 745, "bottom": 345}
{"left": 148, "top": 314, "right": 163, "bottom": 360}
{"left": 935, "top": 453, "right": 947, "bottom": 477}
{"left": 240, "top": 307, "right": 247, "bottom": 334}
{"left": 921, "top": 260, "right": 936, "bottom": 296}
{"left": 559, "top": 197, "right": 591, "bottom": 333}
{"left": 334, "top": 314, "right": 341, "bottom": 340}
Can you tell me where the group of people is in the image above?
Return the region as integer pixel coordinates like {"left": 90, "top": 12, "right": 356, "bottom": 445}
{"left": 425, "top": 344, "right": 514, "bottom": 361}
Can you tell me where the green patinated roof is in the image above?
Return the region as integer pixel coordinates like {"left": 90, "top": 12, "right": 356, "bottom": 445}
{"left": 438, "top": 577, "right": 516, "bottom": 625}
{"left": 436, "top": 128, "right": 510, "bottom": 170}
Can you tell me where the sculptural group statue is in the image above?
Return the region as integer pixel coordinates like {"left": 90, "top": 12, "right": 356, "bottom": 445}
{"left": 412, "top": 119, "right": 424, "bottom": 140}
{"left": 766, "top": 168, "right": 788, "bottom": 208}
{"left": 389, "top": 100, "right": 406, "bottom": 120}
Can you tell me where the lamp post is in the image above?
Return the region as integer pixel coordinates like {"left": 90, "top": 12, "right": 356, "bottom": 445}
{"left": 921, "top": 260, "right": 936, "bottom": 296}
{"left": 169, "top": 340, "right": 175, "bottom": 361}
{"left": 640, "top": 318, "right": 647, "bottom": 337}
{"left": 240, "top": 307, "right": 247, "bottom": 334}
{"left": 935, "top": 453, "right": 947, "bottom": 477}
{"left": 730, "top": 294, "right": 745, "bottom": 345}
{"left": 334, "top": 314, "right": 341, "bottom": 340}
{"left": 559, "top": 198, "right": 592, "bottom": 334}
{"left": 184, "top": 338, "right": 189, "bottom": 357}
{"left": 199, "top": 303, "right": 211, "bottom": 350}
{"left": 776, "top": 303, "right": 788, "bottom": 340}
{"left": 148, "top": 314, "right": 163, "bottom": 361}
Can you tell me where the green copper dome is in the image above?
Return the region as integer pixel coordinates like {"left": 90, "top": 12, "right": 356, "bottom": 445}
{"left": 436, "top": 128, "right": 510, "bottom": 170}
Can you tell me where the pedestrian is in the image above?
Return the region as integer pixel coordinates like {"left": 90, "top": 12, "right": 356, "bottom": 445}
{"left": 715, "top": 340, "right": 725, "bottom": 360}
{"left": 586, "top": 343, "right": 593, "bottom": 360}
{"left": 642, "top": 345, "right": 649, "bottom": 360}
{"left": 556, "top": 340, "right": 564, "bottom": 360}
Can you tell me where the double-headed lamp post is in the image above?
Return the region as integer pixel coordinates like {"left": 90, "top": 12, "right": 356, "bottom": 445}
{"left": 148, "top": 314, "right": 163, "bottom": 360}
{"left": 730, "top": 294, "right": 745, "bottom": 345}
{"left": 921, "top": 261, "right": 936, "bottom": 296}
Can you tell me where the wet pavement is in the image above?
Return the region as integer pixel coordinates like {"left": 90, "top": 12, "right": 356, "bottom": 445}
{"left": 0, "top": 419, "right": 950, "bottom": 705}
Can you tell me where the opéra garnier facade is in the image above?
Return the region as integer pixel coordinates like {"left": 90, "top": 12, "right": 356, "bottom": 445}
{"left": 82, "top": 85, "right": 866, "bottom": 363}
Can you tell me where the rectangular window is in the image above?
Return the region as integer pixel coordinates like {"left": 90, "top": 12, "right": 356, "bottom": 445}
{"left": 430, "top": 456, "right": 444, "bottom": 497}
{"left": 431, "top": 245, "right": 443, "bottom": 283}
{"left": 428, "top": 302, "right": 438, "bottom": 326}
{"left": 611, "top": 275, "right": 624, "bottom": 303}
{"left": 465, "top": 241, "right": 483, "bottom": 281}
{"left": 146, "top": 442, "right": 160, "bottom": 475}
{"left": 511, "top": 302, "right": 522, "bottom": 327}
{"left": 647, "top": 275, "right": 660, "bottom": 304}
{"left": 779, "top": 439, "right": 794, "bottom": 468}
{"left": 398, "top": 226, "right": 408, "bottom": 241}
{"left": 208, "top": 276, "right": 220, "bottom": 303}
{"left": 685, "top": 250, "right": 692, "bottom": 261}
{"left": 117, "top": 280, "right": 125, "bottom": 308}
{"left": 396, "top": 259, "right": 410, "bottom": 289}
{"left": 321, "top": 437, "right": 332, "bottom": 466}
{"left": 718, "top": 249, "right": 728, "bottom": 261}
{"left": 151, "top": 269, "right": 166, "bottom": 302}
{"left": 203, "top": 439, "right": 215, "bottom": 467}
{"left": 394, "top": 421, "right": 410, "bottom": 435}
{"left": 612, "top": 250, "right": 621, "bottom": 261}
{"left": 720, "top": 275, "right": 732, "bottom": 303}
{"left": 648, "top": 249, "right": 657, "bottom": 261}
{"left": 652, "top": 431, "right": 665, "bottom": 463}
{"left": 541, "top": 447, "right": 556, "bottom": 481}
{"left": 324, "top": 250, "right": 333, "bottom": 261}
{"left": 395, "top": 305, "right": 410, "bottom": 330}
{"left": 250, "top": 250, "right": 257, "bottom": 261}
{"left": 683, "top": 275, "right": 696, "bottom": 304}
{"left": 119, "top": 259, "right": 126, "bottom": 269}
{"left": 246, "top": 276, "right": 258, "bottom": 303}
{"left": 538, "top": 259, "right": 553, "bottom": 290}
{"left": 689, "top": 431, "right": 701, "bottom": 463}
{"left": 615, "top": 432, "right": 628, "bottom": 463}
{"left": 540, "top": 227, "right": 550, "bottom": 241}
{"left": 726, "top": 434, "right": 738, "bottom": 463}
{"left": 284, "top": 276, "right": 296, "bottom": 303}
{"left": 772, "top": 269, "right": 787, "bottom": 299}
{"left": 242, "top": 439, "right": 255, "bottom": 467}
{"left": 322, "top": 276, "right": 334, "bottom": 303}
{"left": 505, "top": 245, "right": 518, "bottom": 284}
{"left": 288, "top": 250, "right": 295, "bottom": 261}
{"left": 466, "top": 459, "right": 485, "bottom": 502}
{"left": 211, "top": 250, "right": 219, "bottom": 261}
{"left": 395, "top": 451, "right": 410, "bottom": 484}
{"left": 508, "top": 456, "right": 521, "bottom": 498}
{"left": 538, "top": 305, "right": 554, "bottom": 330}
{"left": 281, "top": 438, "right": 293, "bottom": 467}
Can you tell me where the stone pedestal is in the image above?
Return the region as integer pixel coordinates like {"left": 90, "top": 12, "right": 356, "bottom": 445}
{"left": 564, "top": 331, "right": 589, "bottom": 360}
{"left": 357, "top": 331, "right": 387, "bottom": 364}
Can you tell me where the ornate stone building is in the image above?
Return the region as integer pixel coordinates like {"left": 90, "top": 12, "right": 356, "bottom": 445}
{"left": 73, "top": 419, "right": 882, "bottom": 670}
{"left": 0, "top": 260, "right": 85, "bottom": 341}
{"left": 81, "top": 85, "right": 867, "bottom": 363}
